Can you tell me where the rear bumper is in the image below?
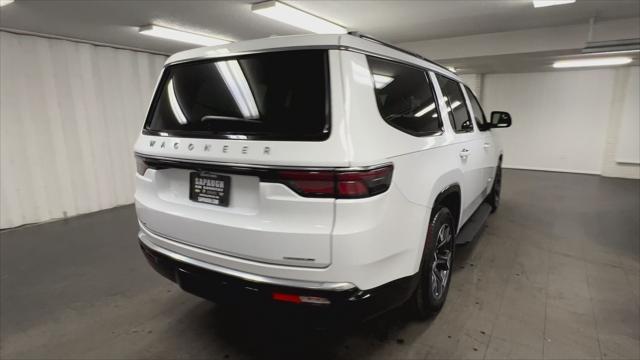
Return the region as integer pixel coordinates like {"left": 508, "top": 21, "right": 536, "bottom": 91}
{"left": 139, "top": 238, "right": 418, "bottom": 321}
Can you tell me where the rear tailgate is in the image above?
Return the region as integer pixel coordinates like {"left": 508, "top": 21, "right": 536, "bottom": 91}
{"left": 134, "top": 49, "right": 348, "bottom": 268}
{"left": 135, "top": 163, "right": 335, "bottom": 267}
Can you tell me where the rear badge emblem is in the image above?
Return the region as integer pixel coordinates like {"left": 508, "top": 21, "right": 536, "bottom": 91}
{"left": 149, "top": 140, "right": 156, "bottom": 147}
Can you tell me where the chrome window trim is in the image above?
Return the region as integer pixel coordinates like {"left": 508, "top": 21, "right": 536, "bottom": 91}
{"left": 134, "top": 152, "right": 393, "bottom": 172}
{"left": 138, "top": 226, "right": 356, "bottom": 291}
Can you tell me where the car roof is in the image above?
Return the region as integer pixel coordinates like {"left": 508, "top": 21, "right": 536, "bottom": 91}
{"left": 164, "top": 34, "right": 461, "bottom": 82}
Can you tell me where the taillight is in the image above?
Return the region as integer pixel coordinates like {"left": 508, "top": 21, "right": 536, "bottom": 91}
{"left": 336, "top": 166, "right": 393, "bottom": 198}
{"left": 278, "top": 170, "right": 336, "bottom": 197}
{"left": 275, "top": 164, "right": 393, "bottom": 199}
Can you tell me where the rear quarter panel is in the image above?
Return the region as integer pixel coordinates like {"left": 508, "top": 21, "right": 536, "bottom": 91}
{"left": 340, "top": 51, "right": 466, "bottom": 210}
{"left": 336, "top": 51, "right": 467, "bottom": 280}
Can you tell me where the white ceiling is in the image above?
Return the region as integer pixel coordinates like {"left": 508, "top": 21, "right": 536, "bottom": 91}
{"left": 294, "top": 0, "right": 640, "bottom": 42}
{"left": 0, "top": 0, "right": 639, "bottom": 54}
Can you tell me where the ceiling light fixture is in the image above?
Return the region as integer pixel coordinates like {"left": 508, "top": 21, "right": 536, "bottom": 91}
{"left": 582, "top": 39, "right": 640, "bottom": 54}
{"left": 0, "top": 0, "right": 15, "bottom": 7}
{"left": 532, "top": 0, "right": 575, "bottom": 8}
{"left": 552, "top": 57, "right": 632, "bottom": 68}
{"left": 139, "top": 25, "right": 230, "bottom": 46}
{"left": 251, "top": 1, "right": 347, "bottom": 34}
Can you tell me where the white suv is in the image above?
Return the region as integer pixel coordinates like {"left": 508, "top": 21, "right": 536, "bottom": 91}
{"left": 134, "top": 33, "right": 512, "bottom": 319}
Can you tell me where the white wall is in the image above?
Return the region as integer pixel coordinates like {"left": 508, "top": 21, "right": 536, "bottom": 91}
{"left": 601, "top": 66, "right": 640, "bottom": 178}
{"left": 459, "top": 74, "right": 483, "bottom": 99}
{"left": 614, "top": 67, "right": 640, "bottom": 164}
{"left": 481, "top": 67, "right": 640, "bottom": 178}
{"left": 0, "top": 31, "right": 166, "bottom": 228}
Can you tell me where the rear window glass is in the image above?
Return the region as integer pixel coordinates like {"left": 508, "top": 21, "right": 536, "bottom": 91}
{"left": 144, "top": 50, "right": 330, "bottom": 141}
{"left": 367, "top": 56, "right": 442, "bottom": 137}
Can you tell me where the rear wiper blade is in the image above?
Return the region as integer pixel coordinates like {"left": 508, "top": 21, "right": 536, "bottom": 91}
{"left": 201, "top": 115, "right": 261, "bottom": 123}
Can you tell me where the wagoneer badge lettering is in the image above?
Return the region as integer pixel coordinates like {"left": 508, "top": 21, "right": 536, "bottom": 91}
{"left": 146, "top": 140, "right": 272, "bottom": 156}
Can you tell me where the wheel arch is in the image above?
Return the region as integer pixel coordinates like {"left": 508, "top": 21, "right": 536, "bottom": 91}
{"left": 409, "top": 182, "right": 462, "bottom": 291}
{"left": 432, "top": 184, "right": 462, "bottom": 232}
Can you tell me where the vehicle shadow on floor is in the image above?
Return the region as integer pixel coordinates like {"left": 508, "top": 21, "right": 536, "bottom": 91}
{"left": 170, "top": 227, "right": 486, "bottom": 360}
{"left": 186, "top": 303, "right": 431, "bottom": 360}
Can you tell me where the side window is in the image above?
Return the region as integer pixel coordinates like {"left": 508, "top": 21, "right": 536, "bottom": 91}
{"left": 436, "top": 74, "right": 473, "bottom": 133}
{"left": 465, "top": 86, "right": 489, "bottom": 131}
{"left": 367, "top": 56, "right": 442, "bottom": 137}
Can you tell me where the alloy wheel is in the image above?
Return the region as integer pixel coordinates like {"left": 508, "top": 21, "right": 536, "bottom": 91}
{"left": 431, "top": 224, "right": 453, "bottom": 299}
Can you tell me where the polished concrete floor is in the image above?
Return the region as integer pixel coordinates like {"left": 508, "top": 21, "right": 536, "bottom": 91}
{"left": 1, "top": 169, "right": 639, "bottom": 360}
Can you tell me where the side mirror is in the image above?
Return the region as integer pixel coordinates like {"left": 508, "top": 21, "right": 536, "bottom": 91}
{"left": 490, "top": 111, "right": 512, "bottom": 128}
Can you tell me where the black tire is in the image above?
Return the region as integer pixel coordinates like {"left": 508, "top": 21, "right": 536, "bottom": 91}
{"left": 408, "top": 207, "right": 455, "bottom": 319}
{"left": 487, "top": 161, "right": 502, "bottom": 213}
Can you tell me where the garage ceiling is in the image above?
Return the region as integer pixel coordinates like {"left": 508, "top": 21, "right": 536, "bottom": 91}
{"left": 441, "top": 50, "right": 640, "bottom": 74}
{"left": 1, "top": 0, "right": 639, "bottom": 55}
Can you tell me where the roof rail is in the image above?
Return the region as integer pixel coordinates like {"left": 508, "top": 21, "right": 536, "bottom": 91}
{"left": 347, "top": 31, "right": 451, "bottom": 73}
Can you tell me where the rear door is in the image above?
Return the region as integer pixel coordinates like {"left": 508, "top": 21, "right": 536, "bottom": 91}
{"left": 464, "top": 85, "right": 496, "bottom": 196}
{"left": 435, "top": 74, "right": 486, "bottom": 223}
{"left": 134, "top": 50, "right": 346, "bottom": 268}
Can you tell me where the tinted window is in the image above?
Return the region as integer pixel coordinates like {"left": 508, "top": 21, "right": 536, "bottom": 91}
{"left": 145, "top": 50, "right": 329, "bottom": 141}
{"left": 436, "top": 75, "right": 473, "bottom": 133}
{"left": 465, "top": 86, "right": 489, "bottom": 131}
{"left": 367, "top": 57, "right": 442, "bottom": 136}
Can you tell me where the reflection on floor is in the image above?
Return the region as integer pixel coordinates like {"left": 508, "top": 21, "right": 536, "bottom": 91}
{"left": 1, "top": 169, "right": 639, "bottom": 359}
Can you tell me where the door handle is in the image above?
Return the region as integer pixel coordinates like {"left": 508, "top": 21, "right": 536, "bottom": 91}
{"left": 459, "top": 148, "right": 470, "bottom": 159}
{"left": 483, "top": 143, "right": 492, "bottom": 149}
